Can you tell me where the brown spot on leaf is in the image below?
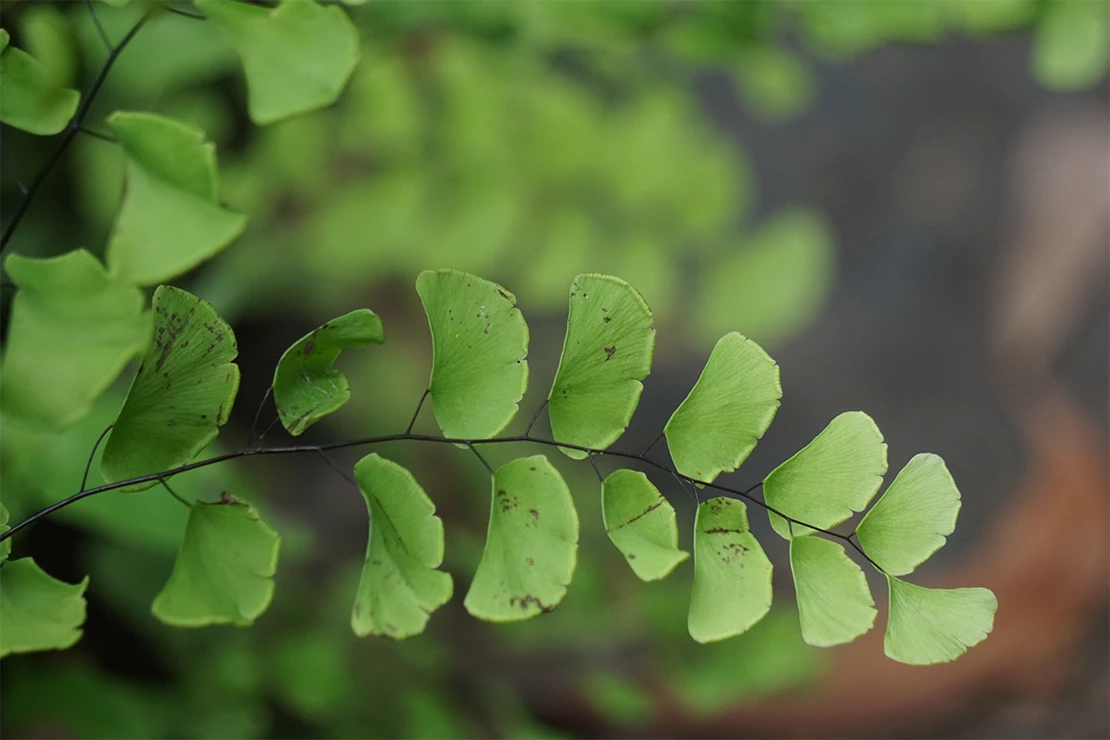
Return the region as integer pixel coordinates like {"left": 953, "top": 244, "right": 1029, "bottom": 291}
{"left": 605, "top": 346, "right": 616, "bottom": 360}
{"left": 304, "top": 341, "right": 316, "bottom": 356}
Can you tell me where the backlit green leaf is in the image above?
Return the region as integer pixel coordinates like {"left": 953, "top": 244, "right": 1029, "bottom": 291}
{"left": 857, "top": 453, "right": 960, "bottom": 576}
{"left": 884, "top": 577, "right": 997, "bottom": 665}
{"left": 0, "top": 28, "right": 79, "bottom": 135}
{"left": 0, "top": 558, "right": 88, "bottom": 657}
{"left": 765, "top": 411, "right": 887, "bottom": 539}
{"left": 273, "top": 309, "right": 385, "bottom": 436}
{"left": 106, "top": 111, "right": 247, "bottom": 286}
{"left": 688, "top": 497, "right": 773, "bottom": 643}
{"left": 196, "top": 0, "right": 360, "bottom": 125}
{"left": 417, "top": 270, "right": 529, "bottom": 440}
{"left": 664, "top": 333, "right": 781, "bottom": 483}
{"left": 351, "top": 454, "right": 453, "bottom": 639}
{"left": 0, "top": 503, "right": 11, "bottom": 565}
{"left": 152, "top": 498, "right": 280, "bottom": 627}
{"left": 601, "top": 470, "right": 687, "bottom": 581}
{"left": 465, "top": 456, "right": 578, "bottom": 621}
{"left": 789, "top": 536, "right": 876, "bottom": 646}
{"left": 0, "top": 250, "right": 150, "bottom": 431}
{"left": 101, "top": 286, "right": 240, "bottom": 491}
{"left": 548, "top": 275, "right": 655, "bottom": 459}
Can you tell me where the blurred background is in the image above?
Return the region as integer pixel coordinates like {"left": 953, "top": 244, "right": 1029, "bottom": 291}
{"left": 1, "top": 1, "right": 1107, "bottom": 737}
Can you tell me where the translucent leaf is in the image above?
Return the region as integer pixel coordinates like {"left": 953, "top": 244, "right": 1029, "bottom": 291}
{"left": 884, "top": 577, "right": 997, "bottom": 665}
{"left": 856, "top": 454, "right": 960, "bottom": 576}
{"left": 0, "top": 558, "right": 88, "bottom": 657}
{"left": 272, "top": 309, "right": 384, "bottom": 436}
{"left": 0, "top": 28, "right": 79, "bottom": 135}
{"left": 688, "top": 497, "right": 773, "bottom": 643}
{"left": 416, "top": 270, "right": 529, "bottom": 440}
{"left": 20, "top": 4, "right": 77, "bottom": 90}
{"left": 101, "top": 286, "right": 240, "bottom": 491}
{"left": 664, "top": 333, "right": 781, "bottom": 483}
{"left": 0, "top": 503, "right": 10, "bottom": 565}
{"left": 601, "top": 470, "right": 688, "bottom": 582}
{"left": 0, "top": 250, "right": 150, "bottom": 430}
{"left": 351, "top": 454, "right": 453, "bottom": 639}
{"left": 548, "top": 275, "right": 655, "bottom": 459}
{"left": 465, "top": 456, "right": 578, "bottom": 621}
{"left": 152, "top": 498, "right": 280, "bottom": 627}
{"left": 789, "top": 536, "right": 876, "bottom": 647}
{"left": 1033, "top": 1, "right": 1109, "bottom": 90}
{"left": 196, "top": 0, "right": 360, "bottom": 125}
{"left": 765, "top": 411, "right": 887, "bottom": 539}
{"left": 106, "top": 111, "right": 247, "bottom": 286}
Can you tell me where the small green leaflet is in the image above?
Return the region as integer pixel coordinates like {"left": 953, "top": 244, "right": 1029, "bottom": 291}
{"left": 465, "top": 456, "right": 578, "bottom": 621}
{"left": 884, "top": 577, "right": 997, "bottom": 665}
{"left": 101, "top": 287, "right": 240, "bottom": 491}
{"left": 0, "top": 28, "right": 79, "bottom": 135}
{"left": 152, "top": 498, "right": 280, "bottom": 627}
{"left": 0, "top": 250, "right": 150, "bottom": 431}
{"left": 548, "top": 274, "right": 655, "bottom": 459}
{"left": 765, "top": 411, "right": 887, "bottom": 539}
{"left": 664, "top": 333, "right": 781, "bottom": 483}
{"left": 351, "top": 454, "right": 453, "bottom": 639}
{"left": 601, "top": 470, "right": 687, "bottom": 581}
{"left": 789, "top": 536, "right": 876, "bottom": 646}
{"left": 0, "top": 503, "right": 9, "bottom": 565}
{"left": 688, "top": 497, "right": 773, "bottom": 643}
{"left": 196, "top": 0, "right": 360, "bottom": 125}
{"left": 106, "top": 111, "right": 247, "bottom": 286}
{"left": 273, "top": 309, "right": 385, "bottom": 436}
{"left": 0, "top": 558, "right": 88, "bottom": 657}
{"left": 857, "top": 454, "right": 961, "bottom": 576}
{"left": 417, "top": 270, "right": 529, "bottom": 440}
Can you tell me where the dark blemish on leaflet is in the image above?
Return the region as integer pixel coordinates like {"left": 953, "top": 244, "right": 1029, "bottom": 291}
{"left": 354, "top": 603, "right": 362, "bottom": 617}
{"left": 529, "top": 509, "right": 539, "bottom": 520}
{"left": 603, "top": 316, "right": 611, "bottom": 323}
{"left": 628, "top": 553, "right": 636, "bottom": 560}
{"left": 604, "top": 346, "right": 616, "bottom": 361}
{"left": 525, "top": 557, "right": 534, "bottom": 566}
{"left": 304, "top": 341, "right": 315, "bottom": 356}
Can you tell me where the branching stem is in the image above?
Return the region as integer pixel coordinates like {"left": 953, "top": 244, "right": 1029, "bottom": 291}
{"left": 1, "top": 430, "right": 886, "bottom": 571}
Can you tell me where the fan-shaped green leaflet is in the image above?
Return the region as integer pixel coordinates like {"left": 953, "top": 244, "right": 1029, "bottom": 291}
{"left": 856, "top": 453, "right": 961, "bottom": 576}
{"left": 101, "top": 286, "right": 240, "bottom": 491}
{"left": 0, "top": 558, "right": 88, "bottom": 657}
{"left": 0, "top": 28, "right": 79, "bottom": 135}
{"left": 548, "top": 274, "right": 655, "bottom": 459}
{"left": 601, "top": 470, "right": 687, "bottom": 581}
{"left": 152, "top": 497, "right": 280, "bottom": 627}
{"left": 789, "top": 535, "right": 876, "bottom": 646}
{"left": 688, "top": 497, "right": 773, "bottom": 643}
{"left": 416, "top": 270, "right": 529, "bottom": 440}
{"left": 351, "top": 454, "right": 453, "bottom": 639}
{"left": 884, "top": 577, "right": 997, "bottom": 665}
{"left": 664, "top": 333, "right": 781, "bottom": 483}
{"left": 465, "top": 456, "right": 578, "bottom": 621}
{"left": 273, "top": 309, "right": 385, "bottom": 436}
{"left": 764, "top": 411, "right": 887, "bottom": 539}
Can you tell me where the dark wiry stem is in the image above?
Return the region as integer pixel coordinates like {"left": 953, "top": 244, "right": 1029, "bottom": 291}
{"left": 405, "top": 389, "right": 430, "bottom": 434}
{"left": 79, "top": 424, "right": 114, "bottom": 492}
{"left": 1, "top": 432, "right": 887, "bottom": 572}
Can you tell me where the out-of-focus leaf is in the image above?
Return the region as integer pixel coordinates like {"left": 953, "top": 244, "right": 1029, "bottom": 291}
{"left": 197, "top": 0, "right": 360, "bottom": 124}
{"left": 697, "top": 208, "right": 835, "bottom": 348}
{"left": 732, "top": 47, "right": 816, "bottom": 122}
{"left": 0, "top": 28, "right": 79, "bottom": 135}
{"left": 0, "top": 558, "right": 88, "bottom": 657}
{"left": 0, "top": 250, "right": 149, "bottom": 431}
{"left": 1033, "top": 0, "right": 1109, "bottom": 90}
{"left": 106, "top": 111, "right": 247, "bottom": 285}
{"left": 20, "top": 4, "right": 76, "bottom": 88}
